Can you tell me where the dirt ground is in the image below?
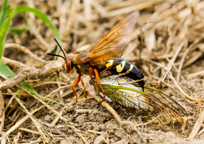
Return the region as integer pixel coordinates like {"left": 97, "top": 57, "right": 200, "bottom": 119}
{"left": 1, "top": 0, "right": 204, "bottom": 143}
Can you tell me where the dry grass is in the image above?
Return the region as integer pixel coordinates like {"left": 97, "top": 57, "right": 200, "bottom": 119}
{"left": 1, "top": 0, "right": 204, "bottom": 143}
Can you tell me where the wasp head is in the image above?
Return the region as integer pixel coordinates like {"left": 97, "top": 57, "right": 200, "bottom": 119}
{"left": 64, "top": 58, "right": 74, "bottom": 73}
{"left": 47, "top": 38, "right": 74, "bottom": 73}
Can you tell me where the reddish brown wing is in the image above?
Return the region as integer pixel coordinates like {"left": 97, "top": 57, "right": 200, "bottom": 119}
{"left": 83, "top": 12, "right": 138, "bottom": 67}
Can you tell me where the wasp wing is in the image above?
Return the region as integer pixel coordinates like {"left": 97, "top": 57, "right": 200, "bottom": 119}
{"left": 85, "top": 12, "right": 138, "bottom": 67}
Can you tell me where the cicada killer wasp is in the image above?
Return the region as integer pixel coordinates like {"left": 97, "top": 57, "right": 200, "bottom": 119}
{"left": 48, "top": 11, "right": 145, "bottom": 102}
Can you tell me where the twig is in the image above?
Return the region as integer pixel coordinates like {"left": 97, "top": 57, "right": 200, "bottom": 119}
{"left": 91, "top": 95, "right": 122, "bottom": 125}
{"left": 5, "top": 43, "right": 47, "bottom": 63}
{"left": 63, "top": 0, "right": 80, "bottom": 38}
{"left": 183, "top": 51, "right": 203, "bottom": 68}
{"left": 187, "top": 70, "right": 204, "bottom": 79}
{"left": 76, "top": 109, "right": 93, "bottom": 113}
{"left": 84, "top": 0, "right": 92, "bottom": 20}
{"left": 152, "top": 55, "right": 200, "bottom": 102}
{"left": 85, "top": 75, "right": 122, "bottom": 125}
{"left": 51, "top": 110, "right": 63, "bottom": 127}
{"left": 0, "top": 59, "right": 64, "bottom": 90}
{"left": 58, "top": 0, "right": 70, "bottom": 35}
{"left": 168, "top": 67, "right": 202, "bottom": 102}
{"left": 45, "top": 85, "right": 71, "bottom": 98}
{"left": 0, "top": 91, "right": 4, "bottom": 133}
{"left": 105, "top": 0, "right": 146, "bottom": 11}
{"left": 8, "top": 90, "right": 50, "bottom": 143}
{"left": 88, "top": 130, "right": 102, "bottom": 135}
{"left": 177, "top": 39, "right": 200, "bottom": 81}
{"left": 24, "top": 88, "right": 70, "bottom": 123}
{"left": 162, "top": 58, "right": 201, "bottom": 102}
{"left": 188, "top": 109, "right": 204, "bottom": 140}
{"left": 198, "top": 127, "right": 204, "bottom": 137}
{"left": 28, "top": 90, "right": 89, "bottom": 144}
{"left": 0, "top": 105, "right": 44, "bottom": 141}
{"left": 91, "top": 0, "right": 107, "bottom": 16}
{"left": 12, "top": 132, "right": 21, "bottom": 144}
{"left": 2, "top": 57, "right": 32, "bottom": 69}
{"left": 4, "top": 94, "right": 15, "bottom": 113}
{"left": 122, "top": 121, "right": 146, "bottom": 143}
{"left": 103, "top": 0, "right": 164, "bottom": 17}
{"left": 18, "top": 127, "right": 40, "bottom": 135}
{"left": 162, "top": 42, "right": 183, "bottom": 82}
{"left": 0, "top": 133, "right": 7, "bottom": 144}
{"left": 181, "top": 117, "right": 195, "bottom": 132}
{"left": 33, "top": 81, "right": 67, "bottom": 88}
{"left": 68, "top": 125, "right": 89, "bottom": 144}
{"left": 27, "top": 0, "right": 50, "bottom": 50}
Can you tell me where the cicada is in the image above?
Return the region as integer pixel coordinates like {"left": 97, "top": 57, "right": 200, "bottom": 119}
{"left": 48, "top": 12, "right": 145, "bottom": 102}
{"left": 90, "top": 76, "right": 187, "bottom": 124}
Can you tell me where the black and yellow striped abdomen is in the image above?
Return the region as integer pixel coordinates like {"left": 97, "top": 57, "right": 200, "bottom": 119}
{"left": 104, "top": 58, "right": 145, "bottom": 91}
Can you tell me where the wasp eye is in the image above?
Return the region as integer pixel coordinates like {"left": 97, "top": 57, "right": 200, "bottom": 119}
{"left": 65, "top": 59, "right": 73, "bottom": 73}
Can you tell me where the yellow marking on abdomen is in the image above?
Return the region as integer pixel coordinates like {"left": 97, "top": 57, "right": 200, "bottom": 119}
{"left": 129, "top": 64, "right": 133, "bottom": 71}
{"left": 116, "top": 61, "right": 126, "bottom": 73}
{"left": 106, "top": 60, "right": 114, "bottom": 68}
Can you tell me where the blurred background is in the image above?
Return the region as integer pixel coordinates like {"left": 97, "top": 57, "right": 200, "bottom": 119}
{"left": 1, "top": 0, "right": 204, "bottom": 143}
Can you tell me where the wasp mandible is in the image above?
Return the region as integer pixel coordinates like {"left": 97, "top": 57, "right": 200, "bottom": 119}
{"left": 48, "top": 12, "right": 145, "bottom": 102}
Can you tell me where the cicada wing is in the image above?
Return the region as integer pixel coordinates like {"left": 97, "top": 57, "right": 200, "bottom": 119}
{"left": 96, "top": 76, "right": 187, "bottom": 124}
{"left": 102, "top": 84, "right": 153, "bottom": 111}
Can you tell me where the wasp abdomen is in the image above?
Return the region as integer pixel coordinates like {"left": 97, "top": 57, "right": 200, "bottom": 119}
{"left": 105, "top": 58, "right": 145, "bottom": 91}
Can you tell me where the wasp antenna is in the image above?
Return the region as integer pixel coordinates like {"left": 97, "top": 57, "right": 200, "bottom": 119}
{"left": 54, "top": 38, "right": 67, "bottom": 59}
{"left": 47, "top": 53, "right": 66, "bottom": 60}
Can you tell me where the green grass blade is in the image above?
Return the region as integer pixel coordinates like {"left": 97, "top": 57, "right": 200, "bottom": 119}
{"left": 0, "top": 62, "right": 15, "bottom": 78}
{"left": 0, "top": 15, "right": 13, "bottom": 61}
{"left": 0, "top": 0, "right": 9, "bottom": 61}
{"left": 20, "top": 82, "right": 63, "bottom": 105}
{"left": 0, "top": 5, "right": 63, "bottom": 105}
{"left": 9, "top": 27, "right": 28, "bottom": 35}
{"left": 0, "top": 0, "right": 8, "bottom": 28}
{"left": 0, "top": 62, "right": 63, "bottom": 105}
{"left": 6, "top": 5, "right": 61, "bottom": 59}
{"left": 9, "top": 14, "right": 30, "bottom": 35}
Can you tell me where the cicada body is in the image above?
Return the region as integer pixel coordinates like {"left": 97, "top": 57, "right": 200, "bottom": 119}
{"left": 93, "top": 76, "right": 149, "bottom": 111}
{"left": 91, "top": 76, "right": 187, "bottom": 124}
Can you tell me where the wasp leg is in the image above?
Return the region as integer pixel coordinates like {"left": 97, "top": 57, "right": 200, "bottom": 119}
{"left": 71, "top": 76, "right": 81, "bottom": 102}
{"left": 89, "top": 67, "right": 95, "bottom": 80}
{"left": 108, "top": 69, "right": 133, "bottom": 80}
{"left": 80, "top": 77, "right": 87, "bottom": 98}
{"left": 125, "top": 78, "right": 145, "bottom": 84}
{"left": 119, "top": 69, "right": 132, "bottom": 77}
{"left": 93, "top": 68, "right": 106, "bottom": 104}
{"left": 89, "top": 67, "right": 106, "bottom": 104}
